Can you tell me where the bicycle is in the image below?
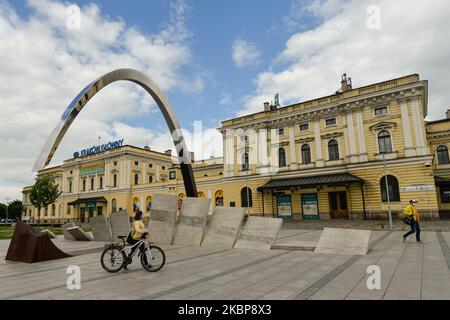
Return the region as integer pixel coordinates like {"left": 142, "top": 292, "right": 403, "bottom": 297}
{"left": 100, "top": 233, "right": 165, "bottom": 273}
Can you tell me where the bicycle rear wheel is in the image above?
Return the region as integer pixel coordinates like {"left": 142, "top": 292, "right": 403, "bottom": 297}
{"left": 101, "top": 245, "right": 126, "bottom": 273}
{"left": 141, "top": 245, "right": 165, "bottom": 272}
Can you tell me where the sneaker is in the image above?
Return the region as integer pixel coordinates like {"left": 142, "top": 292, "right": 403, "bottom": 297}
{"left": 417, "top": 240, "right": 423, "bottom": 243}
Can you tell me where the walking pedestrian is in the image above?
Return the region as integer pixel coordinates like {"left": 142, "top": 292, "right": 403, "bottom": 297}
{"left": 403, "top": 200, "right": 422, "bottom": 243}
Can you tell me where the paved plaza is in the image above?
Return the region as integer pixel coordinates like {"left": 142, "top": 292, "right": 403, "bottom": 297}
{"left": 1, "top": 226, "right": 450, "bottom": 300}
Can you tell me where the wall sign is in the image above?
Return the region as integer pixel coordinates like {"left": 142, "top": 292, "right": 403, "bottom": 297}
{"left": 73, "top": 139, "right": 124, "bottom": 158}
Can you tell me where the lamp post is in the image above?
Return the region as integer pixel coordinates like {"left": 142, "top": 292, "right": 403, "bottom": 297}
{"left": 382, "top": 152, "right": 393, "bottom": 229}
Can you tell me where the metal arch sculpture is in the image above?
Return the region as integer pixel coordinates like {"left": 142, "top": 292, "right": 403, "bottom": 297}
{"left": 33, "top": 68, "right": 198, "bottom": 197}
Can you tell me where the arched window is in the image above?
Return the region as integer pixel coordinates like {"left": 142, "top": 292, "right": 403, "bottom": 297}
{"left": 241, "top": 187, "right": 253, "bottom": 208}
{"left": 146, "top": 196, "right": 152, "bottom": 211}
{"left": 111, "top": 199, "right": 117, "bottom": 213}
{"left": 51, "top": 204, "right": 56, "bottom": 216}
{"left": 278, "top": 148, "right": 287, "bottom": 167}
{"left": 134, "top": 174, "right": 139, "bottom": 185}
{"left": 378, "top": 130, "right": 392, "bottom": 153}
{"left": 133, "top": 197, "right": 140, "bottom": 212}
{"left": 301, "top": 144, "right": 311, "bottom": 164}
{"left": 90, "top": 177, "right": 94, "bottom": 190}
{"left": 113, "top": 174, "right": 117, "bottom": 187}
{"left": 328, "top": 139, "right": 339, "bottom": 161}
{"left": 380, "top": 175, "right": 400, "bottom": 202}
{"left": 437, "top": 145, "right": 450, "bottom": 164}
{"left": 242, "top": 152, "right": 249, "bottom": 171}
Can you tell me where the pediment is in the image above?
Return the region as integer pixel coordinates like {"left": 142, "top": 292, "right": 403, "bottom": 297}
{"left": 369, "top": 121, "right": 397, "bottom": 131}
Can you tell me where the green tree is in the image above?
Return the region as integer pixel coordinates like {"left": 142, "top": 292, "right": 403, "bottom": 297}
{"left": 30, "top": 175, "right": 61, "bottom": 228}
{"left": 8, "top": 200, "right": 23, "bottom": 219}
{"left": 0, "top": 203, "right": 6, "bottom": 219}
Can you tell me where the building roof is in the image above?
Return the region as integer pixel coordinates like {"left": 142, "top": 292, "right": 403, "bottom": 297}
{"left": 257, "top": 173, "right": 364, "bottom": 191}
{"left": 221, "top": 74, "right": 423, "bottom": 127}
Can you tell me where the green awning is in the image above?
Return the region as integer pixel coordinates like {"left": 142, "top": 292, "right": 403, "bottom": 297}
{"left": 257, "top": 173, "right": 364, "bottom": 191}
{"left": 68, "top": 197, "right": 108, "bottom": 206}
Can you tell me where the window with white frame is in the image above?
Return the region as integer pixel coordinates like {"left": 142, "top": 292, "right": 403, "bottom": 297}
{"left": 374, "top": 106, "right": 389, "bottom": 116}
{"left": 299, "top": 123, "right": 309, "bottom": 131}
{"left": 325, "top": 118, "right": 336, "bottom": 126}
{"left": 378, "top": 130, "right": 393, "bottom": 153}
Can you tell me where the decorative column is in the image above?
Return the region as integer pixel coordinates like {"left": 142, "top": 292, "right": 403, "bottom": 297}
{"left": 400, "top": 100, "right": 416, "bottom": 157}
{"left": 346, "top": 112, "right": 358, "bottom": 163}
{"left": 257, "top": 128, "right": 269, "bottom": 174}
{"left": 289, "top": 125, "right": 297, "bottom": 170}
{"left": 314, "top": 120, "right": 324, "bottom": 167}
{"left": 356, "top": 110, "right": 368, "bottom": 162}
{"left": 411, "top": 98, "right": 429, "bottom": 156}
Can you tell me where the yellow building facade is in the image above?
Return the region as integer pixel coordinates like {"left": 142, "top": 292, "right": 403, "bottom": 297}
{"left": 22, "top": 74, "right": 450, "bottom": 222}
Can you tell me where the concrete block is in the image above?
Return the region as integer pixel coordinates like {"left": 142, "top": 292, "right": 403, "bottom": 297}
{"left": 234, "top": 216, "right": 283, "bottom": 250}
{"left": 62, "top": 222, "right": 77, "bottom": 240}
{"left": 148, "top": 194, "right": 178, "bottom": 245}
{"left": 89, "top": 216, "right": 112, "bottom": 241}
{"left": 66, "top": 226, "right": 94, "bottom": 241}
{"left": 173, "top": 197, "right": 211, "bottom": 246}
{"left": 201, "top": 207, "right": 245, "bottom": 248}
{"left": 314, "top": 228, "right": 371, "bottom": 255}
{"left": 110, "top": 210, "right": 130, "bottom": 240}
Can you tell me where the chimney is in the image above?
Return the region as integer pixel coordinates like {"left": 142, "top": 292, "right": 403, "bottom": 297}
{"left": 144, "top": 145, "right": 151, "bottom": 151}
{"left": 341, "top": 73, "right": 352, "bottom": 92}
{"left": 446, "top": 109, "right": 450, "bottom": 119}
{"left": 190, "top": 151, "right": 195, "bottom": 163}
{"left": 264, "top": 102, "right": 270, "bottom": 111}
{"left": 164, "top": 149, "right": 172, "bottom": 155}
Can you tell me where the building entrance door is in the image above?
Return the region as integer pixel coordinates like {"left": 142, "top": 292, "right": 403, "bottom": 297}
{"left": 329, "top": 192, "right": 348, "bottom": 219}
{"left": 80, "top": 208, "right": 86, "bottom": 223}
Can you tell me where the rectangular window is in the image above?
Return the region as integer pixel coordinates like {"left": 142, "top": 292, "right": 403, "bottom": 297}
{"left": 374, "top": 106, "right": 389, "bottom": 116}
{"left": 240, "top": 135, "right": 248, "bottom": 142}
{"left": 90, "top": 178, "right": 94, "bottom": 190}
{"left": 277, "top": 128, "right": 285, "bottom": 136}
{"left": 149, "top": 163, "right": 153, "bottom": 168}
{"left": 325, "top": 118, "right": 337, "bottom": 126}
{"left": 135, "top": 161, "right": 139, "bottom": 166}
{"left": 114, "top": 161, "right": 117, "bottom": 166}
{"left": 82, "top": 179, "right": 86, "bottom": 191}
{"left": 299, "top": 123, "right": 309, "bottom": 131}
{"left": 441, "top": 187, "right": 450, "bottom": 203}
{"left": 99, "top": 177, "right": 103, "bottom": 190}
{"left": 68, "top": 180, "right": 72, "bottom": 193}
{"left": 162, "top": 166, "right": 166, "bottom": 170}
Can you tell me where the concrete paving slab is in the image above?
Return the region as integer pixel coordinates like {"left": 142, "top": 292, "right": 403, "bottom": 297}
{"left": 234, "top": 216, "right": 283, "bottom": 250}
{"left": 314, "top": 228, "right": 371, "bottom": 255}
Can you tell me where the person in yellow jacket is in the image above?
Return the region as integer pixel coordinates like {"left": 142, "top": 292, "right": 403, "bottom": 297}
{"left": 124, "top": 211, "right": 147, "bottom": 269}
{"left": 403, "top": 200, "right": 422, "bottom": 243}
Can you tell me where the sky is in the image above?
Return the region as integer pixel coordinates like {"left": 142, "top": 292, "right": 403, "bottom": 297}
{"left": 1, "top": 0, "right": 450, "bottom": 202}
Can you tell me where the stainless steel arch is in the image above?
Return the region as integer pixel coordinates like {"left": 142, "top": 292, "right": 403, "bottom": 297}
{"left": 33, "top": 68, "right": 198, "bottom": 197}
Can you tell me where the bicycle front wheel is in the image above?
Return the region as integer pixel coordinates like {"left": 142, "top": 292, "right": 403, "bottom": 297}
{"left": 101, "top": 245, "right": 126, "bottom": 273}
{"left": 141, "top": 245, "right": 166, "bottom": 272}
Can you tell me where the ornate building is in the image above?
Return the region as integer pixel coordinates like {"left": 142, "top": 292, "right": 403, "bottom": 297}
{"left": 23, "top": 74, "right": 450, "bottom": 222}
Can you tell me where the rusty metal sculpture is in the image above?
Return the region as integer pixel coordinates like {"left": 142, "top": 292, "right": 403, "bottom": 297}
{"left": 6, "top": 221, "right": 71, "bottom": 263}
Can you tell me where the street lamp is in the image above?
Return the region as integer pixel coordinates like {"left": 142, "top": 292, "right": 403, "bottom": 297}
{"left": 381, "top": 152, "right": 393, "bottom": 229}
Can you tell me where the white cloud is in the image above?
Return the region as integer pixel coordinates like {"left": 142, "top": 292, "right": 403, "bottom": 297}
{"left": 231, "top": 38, "right": 261, "bottom": 68}
{"left": 0, "top": 0, "right": 212, "bottom": 202}
{"left": 242, "top": 0, "right": 450, "bottom": 120}
{"left": 219, "top": 94, "right": 232, "bottom": 106}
